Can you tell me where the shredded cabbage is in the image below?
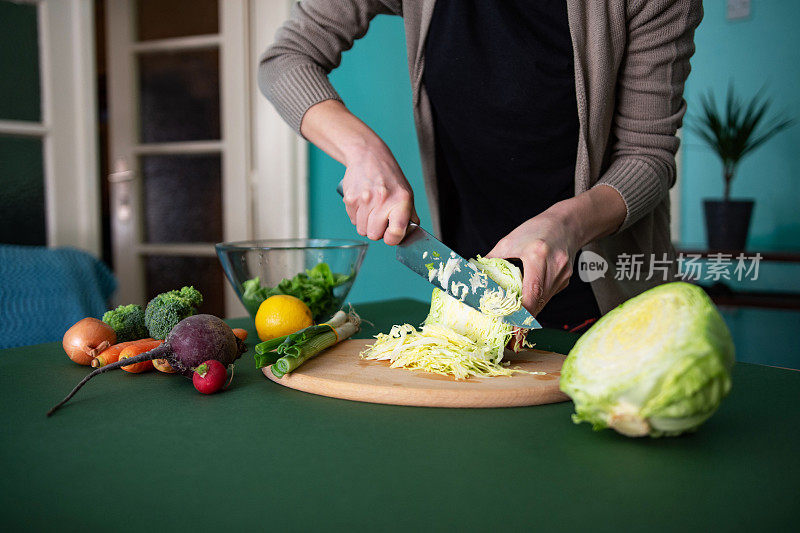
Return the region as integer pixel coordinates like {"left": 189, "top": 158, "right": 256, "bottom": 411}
{"left": 361, "top": 256, "right": 531, "bottom": 379}
{"left": 479, "top": 287, "right": 521, "bottom": 317}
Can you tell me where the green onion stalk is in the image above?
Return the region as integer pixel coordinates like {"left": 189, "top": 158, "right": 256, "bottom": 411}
{"left": 254, "top": 309, "right": 360, "bottom": 377}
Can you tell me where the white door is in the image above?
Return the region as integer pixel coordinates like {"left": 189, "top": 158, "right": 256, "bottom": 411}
{"left": 0, "top": 0, "right": 100, "bottom": 254}
{"left": 104, "top": 0, "right": 306, "bottom": 317}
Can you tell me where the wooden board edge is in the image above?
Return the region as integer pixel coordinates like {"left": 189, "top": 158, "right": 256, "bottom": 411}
{"left": 261, "top": 366, "right": 570, "bottom": 408}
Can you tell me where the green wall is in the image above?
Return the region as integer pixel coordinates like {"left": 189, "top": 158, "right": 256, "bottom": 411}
{"left": 308, "top": 15, "right": 432, "bottom": 304}
{"left": 0, "top": 137, "right": 45, "bottom": 246}
{"left": 0, "top": 0, "right": 40, "bottom": 122}
{"left": 0, "top": 0, "right": 46, "bottom": 247}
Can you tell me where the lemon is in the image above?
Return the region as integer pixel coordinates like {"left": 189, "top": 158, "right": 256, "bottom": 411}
{"left": 255, "top": 295, "right": 314, "bottom": 341}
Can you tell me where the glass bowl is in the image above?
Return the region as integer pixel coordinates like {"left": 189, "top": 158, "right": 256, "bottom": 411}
{"left": 216, "top": 238, "right": 368, "bottom": 321}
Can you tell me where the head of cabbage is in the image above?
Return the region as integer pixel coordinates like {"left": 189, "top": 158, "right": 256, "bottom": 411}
{"left": 559, "top": 282, "right": 734, "bottom": 437}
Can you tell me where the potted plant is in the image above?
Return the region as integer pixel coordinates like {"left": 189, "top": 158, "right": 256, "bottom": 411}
{"left": 691, "top": 85, "right": 793, "bottom": 250}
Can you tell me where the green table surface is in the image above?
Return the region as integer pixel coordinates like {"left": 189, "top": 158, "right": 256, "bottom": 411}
{"left": 1, "top": 299, "right": 798, "bottom": 532}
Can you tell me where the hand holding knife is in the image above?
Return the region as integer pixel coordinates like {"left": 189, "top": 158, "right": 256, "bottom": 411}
{"left": 337, "top": 181, "right": 540, "bottom": 329}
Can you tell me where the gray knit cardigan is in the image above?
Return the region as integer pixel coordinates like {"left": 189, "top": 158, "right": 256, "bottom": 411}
{"left": 259, "top": 0, "right": 703, "bottom": 313}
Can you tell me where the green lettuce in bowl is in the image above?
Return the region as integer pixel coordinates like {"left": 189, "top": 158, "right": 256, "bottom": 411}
{"left": 241, "top": 263, "right": 352, "bottom": 321}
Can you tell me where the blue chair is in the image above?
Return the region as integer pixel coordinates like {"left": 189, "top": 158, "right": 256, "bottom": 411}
{"left": 0, "top": 245, "right": 117, "bottom": 349}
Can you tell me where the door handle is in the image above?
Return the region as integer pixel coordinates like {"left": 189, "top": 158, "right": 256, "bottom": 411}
{"left": 109, "top": 158, "right": 135, "bottom": 221}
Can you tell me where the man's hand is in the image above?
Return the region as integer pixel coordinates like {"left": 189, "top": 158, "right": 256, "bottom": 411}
{"left": 301, "top": 99, "right": 418, "bottom": 245}
{"left": 486, "top": 185, "right": 627, "bottom": 316}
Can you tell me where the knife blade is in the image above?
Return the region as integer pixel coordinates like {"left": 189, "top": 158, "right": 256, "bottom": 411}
{"left": 336, "top": 182, "right": 540, "bottom": 329}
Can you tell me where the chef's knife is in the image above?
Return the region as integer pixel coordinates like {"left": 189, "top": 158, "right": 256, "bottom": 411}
{"left": 336, "top": 182, "right": 540, "bottom": 329}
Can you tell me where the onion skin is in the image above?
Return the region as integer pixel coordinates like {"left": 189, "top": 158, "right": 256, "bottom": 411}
{"left": 62, "top": 318, "right": 117, "bottom": 366}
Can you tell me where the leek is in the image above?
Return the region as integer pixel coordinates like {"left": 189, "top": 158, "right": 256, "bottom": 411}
{"left": 255, "top": 310, "right": 360, "bottom": 376}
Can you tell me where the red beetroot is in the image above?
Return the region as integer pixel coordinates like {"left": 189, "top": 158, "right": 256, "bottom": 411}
{"left": 193, "top": 360, "right": 228, "bottom": 394}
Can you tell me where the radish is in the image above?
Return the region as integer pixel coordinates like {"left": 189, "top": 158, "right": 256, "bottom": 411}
{"left": 192, "top": 360, "right": 228, "bottom": 394}
{"left": 48, "top": 314, "right": 246, "bottom": 416}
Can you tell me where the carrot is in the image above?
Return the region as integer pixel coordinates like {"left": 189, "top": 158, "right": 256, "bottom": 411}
{"left": 232, "top": 328, "right": 248, "bottom": 342}
{"left": 91, "top": 339, "right": 157, "bottom": 368}
{"left": 153, "top": 358, "right": 177, "bottom": 373}
{"left": 119, "top": 340, "right": 162, "bottom": 373}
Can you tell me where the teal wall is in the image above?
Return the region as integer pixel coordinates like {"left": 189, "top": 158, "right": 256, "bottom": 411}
{"left": 308, "top": 15, "right": 432, "bottom": 304}
{"left": 681, "top": 1, "right": 800, "bottom": 368}
{"left": 681, "top": 0, "right": 800, "bottom": 249}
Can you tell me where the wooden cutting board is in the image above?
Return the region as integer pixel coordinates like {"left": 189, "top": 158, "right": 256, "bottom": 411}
{"left": 263, "top": 339, "right": 569, "bottom": 408}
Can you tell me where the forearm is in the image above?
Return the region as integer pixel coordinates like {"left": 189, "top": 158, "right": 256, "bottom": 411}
{"left": 300, "top": 99, "right": 389, "bottom": 166}
{"left": 300, "top": 99, "right": 416, "bottom": 245}
{"left": 547, "top": 185, "right": 627, "bottom": 249}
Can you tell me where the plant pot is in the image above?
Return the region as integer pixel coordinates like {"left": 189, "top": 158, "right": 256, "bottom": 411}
{"left": 703, "top": 199, "right": 754, "bottom": 251}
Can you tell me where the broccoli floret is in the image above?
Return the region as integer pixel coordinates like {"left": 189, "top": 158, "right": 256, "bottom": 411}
{"left": 144, "top": 286, "right": 203, "bottom": 340}
{"left": 102, "top": 304, "right": 148, "bottom": 342}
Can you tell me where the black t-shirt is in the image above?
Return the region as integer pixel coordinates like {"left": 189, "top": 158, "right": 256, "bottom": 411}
{"left": 423, "top": 0, "right": 599, "bottom": 328}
